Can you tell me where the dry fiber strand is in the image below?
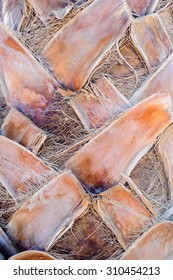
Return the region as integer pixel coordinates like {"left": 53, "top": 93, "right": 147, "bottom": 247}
{"left": 0, "top": 0, "right": 173, "bottom": 260}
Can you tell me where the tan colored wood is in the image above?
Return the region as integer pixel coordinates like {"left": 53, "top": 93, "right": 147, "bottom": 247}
{"left": 42, "top": 0, "right": 132, "bottom": 92}
{"left": 7, "top": 172, "right": 89, "bottom": 250}
{"left": 121, "top": 222, "right": 173, "bottom": 260}
{"left": 66, "top": 93, "right": 172, "bottom": 192}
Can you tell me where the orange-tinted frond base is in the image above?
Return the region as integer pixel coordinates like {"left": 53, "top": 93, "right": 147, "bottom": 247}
{"left": 71, "top": 78, "right": 131, "bottom": 129}
{"left": 66, "top": 93, "right": 172, "bottom": 192}
{"left": 0, "top": 136, "right": 56, "bottom": 200}
{"left": 131, "top": 54, "right": 173, "bottom": 104}
{"left": 28, "top": 0, "right": 72, "bottom": 21}
{"left": 7, "top": 172, "right": 89, "bottom": 250}
{"left": 9, "top": 251, "right": 56, "bottom": 260}
{"left": 121, "top": 222, "right": 173, "bottom": 260}
{"left": 93, "top": 184, "right": 152, "bottom": 248}
{"left": 42, "top": 0, "right": 131, "bottom": 92}
{"left": 1, "top": 108, "right": 46, "bottom": 154}
{"left": 131, "top": 14, "right": 172, "bottom": 68}
{"left": 0, "top": 23, "right": 56, "bottom": 120}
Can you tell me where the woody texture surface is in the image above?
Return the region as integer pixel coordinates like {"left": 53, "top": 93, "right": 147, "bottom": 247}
{"left": 1, "top": 0, "right": 173, "bottom": 260}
